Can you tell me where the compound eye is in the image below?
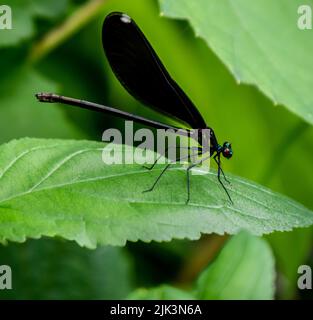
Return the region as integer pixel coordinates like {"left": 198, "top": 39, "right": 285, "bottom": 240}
{"left": 223, "top": 148, "right": 232, "bottom": 159}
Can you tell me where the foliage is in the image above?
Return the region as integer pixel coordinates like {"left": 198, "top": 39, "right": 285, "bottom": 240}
{"left": 0, "top": 0, "right": 312, "bottom": 299}
{"left": 160, "top": 0, "right": 313, "bottom": 125}
{"left": 129, "top": 232, "right": 275, "bottom": 300}
{"left": 0, "top": 138, "right": 312, "bottom": 248}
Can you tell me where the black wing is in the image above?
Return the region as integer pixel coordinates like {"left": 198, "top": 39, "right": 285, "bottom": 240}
{"left": 102, "top": 12, "right": 207, "bottom": 129}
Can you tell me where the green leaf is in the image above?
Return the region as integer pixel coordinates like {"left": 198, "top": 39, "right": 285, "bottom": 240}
{"left": 128, "top": 232, "right": 275, "bottom": 300}
{"left": 195, "top": 232, "right": 275, "bottom": 299}
{"left": 0, "top": 138, "right": 312, "bottom": 248}
{"left": 159, "top": 0, "right": 313, "bottom": 125}
{"left": 128, "top": 285, "right": 194, "bottom": 300}
{"left": 0, "top": 0, "right": 69, "bottom": 47}
{"left": 0, "top": 239, "right": 133, "bottom": 299}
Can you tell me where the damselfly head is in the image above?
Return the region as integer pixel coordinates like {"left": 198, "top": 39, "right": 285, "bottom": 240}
{"left": 222, "top": 142, "right": 233, "bottom": 159}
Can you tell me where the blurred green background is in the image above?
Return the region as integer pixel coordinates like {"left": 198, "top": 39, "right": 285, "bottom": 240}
{"left": 0, "top": 0, "right": 312, "bottom": 299}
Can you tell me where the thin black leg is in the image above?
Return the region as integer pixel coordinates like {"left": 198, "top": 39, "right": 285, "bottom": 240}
{"left": 186, "top": 163, "right": 197, "bottom": 204}
{"left": 143, "top": 154, "right": 190, "bottom": 193}
{"left": 143, "top": 146, "right": 202, "bottom": 171}
{"left": 143, "top": 163, "right": 171, "bottom": 193}
{"left": 212, "top": 154, "right": 230, "bottom": 184}
{"left": 143, "top": 153, "right": 164, "bottom": 171}
{"left": 220, "top": 164, "right": 231, "bottom": 184}
{"left": 143, "top": 150, "right": 216, "bottom": 205}
{"left": 214, "top": 153, "right": 233, "bottom": 204}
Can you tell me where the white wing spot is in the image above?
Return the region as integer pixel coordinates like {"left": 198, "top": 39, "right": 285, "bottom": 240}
{"left": 121, "top": 14, "right": 131, "bottom": 24}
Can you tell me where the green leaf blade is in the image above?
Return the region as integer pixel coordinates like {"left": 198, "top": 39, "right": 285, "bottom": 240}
{"left": 128, "top": 285, "right": 194, "bottom": 300}
{"left": 195, "top": 232, "right": 275, "bottom": 300}
{"left": 0, "top": 138, "right": 312, "bottom": 248}
{"left": 160, "top": 0, "right": 313, "bottom": 125}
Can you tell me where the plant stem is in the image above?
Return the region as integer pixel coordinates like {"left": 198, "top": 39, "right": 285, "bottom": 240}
{"left": 28, "top": 0, "right": 108, "bottom": 64}
{"left": 174, "top": 234, "right": 228, "bottom": 286}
